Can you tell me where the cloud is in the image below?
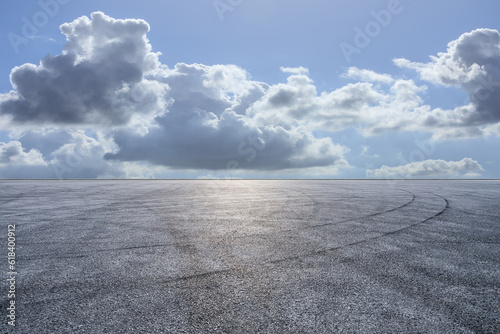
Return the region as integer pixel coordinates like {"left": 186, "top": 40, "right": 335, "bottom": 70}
{"left": 0, "top": 12, "right": 168, "bottom": 126}
{"left": 0, "top": 12, "right": 353, "bottom": 176}
{"left": 395, "top": 28, "right": 500, "bottom": 125}
{"left": 360, "top": 146, "right": 369, "bottom": 156}
{"left": 0, "top": 129, "right": 127, "bottom": 179}
{"left": 366, "top": 158, "right": 484, "bottom": 178}
{"left": 196, "top": 174, "right": 242, "bottom": 180}
{"left": 106, "top": 63, "right": 349, "bottom": 171}
{"left": 338, "top": 30, "right": 500, "bottom": 140}
{"left": 0, "top": 13, "right": 497, "bottom": 178}
{"left": 0, "top": 141, "right": 46, "bottom": 166}
{"left": 247, "top": 73, "right": 429, "bottom": 136}
{"left": 48, "top": 130, "right": 119, "bottom": 178}
{"left": 0, "top": 141, "right": 52, "bottom": 179}
{"left": 280, "top": 66, "right": 309, "bottom": 75}
{"left": 343, "top": 67, "right": 394, "bottom": 84}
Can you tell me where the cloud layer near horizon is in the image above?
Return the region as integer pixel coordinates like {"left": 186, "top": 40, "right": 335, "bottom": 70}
{"left": 366, "top": 158, "right": 484, "bottom": 178}
{"left": 0, "top": 12, "right": 497, "bottom": 178}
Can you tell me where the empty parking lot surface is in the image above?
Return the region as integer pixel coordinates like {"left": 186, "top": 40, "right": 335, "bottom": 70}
{"left": 1, "top": 180, "right": 499, "bottom": 333}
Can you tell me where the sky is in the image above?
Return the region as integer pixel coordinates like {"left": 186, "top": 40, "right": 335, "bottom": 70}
{"left": 0, "top": 0, "right": 499, "bottom": 179}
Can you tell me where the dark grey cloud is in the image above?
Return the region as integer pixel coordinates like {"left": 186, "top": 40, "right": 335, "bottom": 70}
{"left": 10, "top": 128, "right": 72, "bottom": 156}
{"left": 106, "top": 69, "right": 347, "bottom": 171}
{"left": 100, "top": 60, "right": 349, "bottom": 171}
{"left": 396, "top": 29, "right": 500, "bottom": 125}
{"left": 0, "top": 12, "right": 350, "bottom": 174}
{"left": 107, "top": 120, "right": 347, "bottom": 171}
{"left": 0, "top": 12, "right": 168, "bottom": 126}
{"left": 0, "top": 141, "right": 27, "bottom": 164}
{"left": 269, "top": 89, "right": 295, "bottom": 107}
{"left": 2, "top": 13, "right": 497, "bottom": 178}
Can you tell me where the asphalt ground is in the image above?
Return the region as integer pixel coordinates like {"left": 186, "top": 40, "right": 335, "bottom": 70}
{"left": 0, "top": 180, "right": 499, "bottom": 333}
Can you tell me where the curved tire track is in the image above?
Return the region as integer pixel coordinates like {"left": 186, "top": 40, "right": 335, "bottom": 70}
{"left": 14, "top": 182, "right": 450, "bottom": 286}
{"left": 303, "top": 188, "right": 416, "bottom": 230}
{"left": 159, "top": 189, "right": 448, "bottom": 284}
{"left": 162, "top": 189, "right": 450, "bottom": 283}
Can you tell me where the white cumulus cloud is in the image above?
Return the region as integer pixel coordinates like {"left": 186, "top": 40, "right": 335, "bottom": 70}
{"left": 0, "top": 13, "right": 497, "bottom": 178}
{"left": 0, "top": 12, "right": 168, "bottom": 126}
{"left": 395, "top": 28, "right": 500, "bottom": 125}
{"left": 0, "top": 141, "right": 46, "bottom": 166}
{"left": 366, "top": 158, "right": 484, "bottom": 178}
{"left": 343, "top": 67, "right": 394, "bottom": 84}
{"left": 280, "top": 66, "right": 309, "bottom": 75}
{"left": 0, "top": 12, "right": 351, "bottom": 175}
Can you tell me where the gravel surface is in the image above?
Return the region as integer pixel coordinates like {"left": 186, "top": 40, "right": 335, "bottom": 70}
{"left": 0, "top": 180, "right": 499, "bottom": 333}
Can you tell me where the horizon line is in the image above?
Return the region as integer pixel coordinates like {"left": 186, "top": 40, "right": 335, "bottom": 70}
{"left": 0, "top": 178, "right": 499, "bottom": 181}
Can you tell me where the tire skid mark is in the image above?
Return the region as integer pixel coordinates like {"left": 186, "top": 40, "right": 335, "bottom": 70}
{"left": 161, "top": 189, "right": 438, "bottom": 282}
{"left": 454, "top": 192, "right": 500, "bottom": 201}
{"left": 163, "top": 268, "right": 235, "bottom": 284}
{"left": 419, "top": 240, "right": 500, "bottom": 244}
{"left": 453, "top": 211, "right": 500, "bottom": 219}
{"left": 19, "top": 243, "right": 180, "bottom": 260}
{"left": 352, "top": 191, "right": 449, "bottom": 240}
{"left": 303, "top": 188, "right": 416, "bottom": 230}
{"left": 158, "top": 191, "right": 450, "bottom": 284}
{"left": 1, "top": 185, "right": 114, "bottom": 222}
{"left": 11, "top": 184, "right": 186, "bottom": 260}
{"left": 12, "top": 184, "right": 185, "bottom": 227}
{"left": 0, "top": 192, "right": 25, "bottom": 206}
{"left": 270, "top": 186, "right": 319, "bottom": 224}
{"left": 18, "top": 189, "right": 435, "bottom": 265}
{"left": 17, "top": 185, "right": 450, "bottom": 287}
{"left": 252, "top": 186, "right": 314, "bottom": 214}
{"left": 0, "top": 183, "right": 41, "bottom": 207}
{"left": 270, "top": 191, "right": 450, "bottom": 265}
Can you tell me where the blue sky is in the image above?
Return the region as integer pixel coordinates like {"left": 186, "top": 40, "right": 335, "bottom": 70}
{"left": 0, "top": 0, "right": 499, "bottom": 179}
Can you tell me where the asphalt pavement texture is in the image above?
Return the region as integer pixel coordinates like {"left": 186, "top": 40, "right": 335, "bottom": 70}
{"left": 0, "top": 180, "right": 499, "bottom": 333}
